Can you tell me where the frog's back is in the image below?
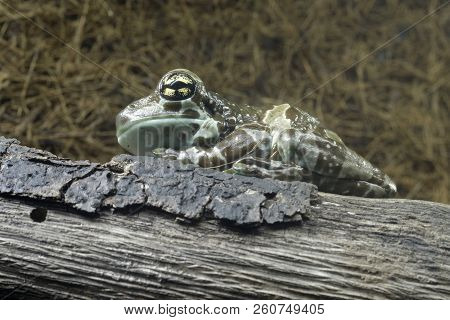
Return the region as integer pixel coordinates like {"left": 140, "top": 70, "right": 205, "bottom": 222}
{"left": 261, "top": 104, "right": 396, "bottom": 197}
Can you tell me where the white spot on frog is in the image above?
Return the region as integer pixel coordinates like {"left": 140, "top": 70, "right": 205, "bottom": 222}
{"left": 212, "top": 146, "right": 226, "bottom": 162}
{"left": 262, "top": 104, "right": 292, "bottom": 146}
{"left": 192, "top": 118, "right": 219, "bottom": 144}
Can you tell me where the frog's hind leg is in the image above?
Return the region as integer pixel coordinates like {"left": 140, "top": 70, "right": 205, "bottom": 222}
{"left": 276, "top": 128, "right": 397, "bottom": 197}
{"left": 311, "top": 175, "right": 391, "bottom": 198}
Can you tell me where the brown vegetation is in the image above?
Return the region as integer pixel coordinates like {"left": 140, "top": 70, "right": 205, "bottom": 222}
{"left": 0, "top": 0, "right": 448, "bottom": 202}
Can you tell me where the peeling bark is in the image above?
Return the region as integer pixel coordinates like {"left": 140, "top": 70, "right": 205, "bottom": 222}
{"left": 0, "top": 136, "right": 449, "bottom": 299}
{"left": 0, "top": 137, "right": 319, "bottom": 225}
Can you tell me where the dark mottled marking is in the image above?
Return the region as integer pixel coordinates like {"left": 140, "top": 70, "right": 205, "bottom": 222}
{"left": 163, "top": 101, "right": 182, "bottom": 112}
{"left": 310, "top": 175, "right": 387, "bottom": 197}
{"left": 220, "top": 129, "right": 257, "bottom": 161}
{"left": 198, "top": 152, "right": 211, "bottom": 167}
{"left": 182, "top": 109, "right": 200, "bottom": 119}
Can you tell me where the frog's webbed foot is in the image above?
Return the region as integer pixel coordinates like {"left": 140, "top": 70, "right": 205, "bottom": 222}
{"left": 228, "top": 157, "right": 305, "bottom": 181}
{"left": 312, "top": 175, "right": 396, "bottom": 198}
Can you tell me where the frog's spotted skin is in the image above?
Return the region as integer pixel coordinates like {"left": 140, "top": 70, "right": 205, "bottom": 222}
{"left": 116, "top": 69, "right": 397, "bottom": 198}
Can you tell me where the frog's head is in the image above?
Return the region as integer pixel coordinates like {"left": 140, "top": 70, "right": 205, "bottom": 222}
{"left": 116, "top": 69, "right": 223, "bottom": 155}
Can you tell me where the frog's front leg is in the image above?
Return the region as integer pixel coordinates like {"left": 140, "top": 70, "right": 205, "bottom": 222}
{"left": 157, "top": 124, "right": 273, "bottom": 169}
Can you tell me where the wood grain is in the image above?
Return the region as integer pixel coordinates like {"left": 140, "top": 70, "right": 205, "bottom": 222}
{"left": 0, "top": 136, "right": 449, "bottom": 299}
{"left": 1, "top": 194, "right": 448, "bottom": 299}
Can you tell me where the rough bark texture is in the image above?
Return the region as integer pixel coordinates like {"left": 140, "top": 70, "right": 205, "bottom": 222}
{"left": 0, "top": 137, "right": 318, "bottom": 226}
{"left": 0, "top": 136, "right": 449, "bottom": 299}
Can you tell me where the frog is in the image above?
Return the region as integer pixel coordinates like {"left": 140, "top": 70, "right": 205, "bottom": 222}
{"left": 116, "top": 69, "right": 397, "bottom": 198}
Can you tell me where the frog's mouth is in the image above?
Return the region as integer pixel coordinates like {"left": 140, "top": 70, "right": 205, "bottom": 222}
{"left": 117, "top": 115, "right": 205, "bottom": 155}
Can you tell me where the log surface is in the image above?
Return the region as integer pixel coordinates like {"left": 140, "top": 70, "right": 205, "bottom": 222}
{"left": 0, "top": 137, "right": 318, "bottom": 226}
{"left": 0, "top": 137, "right": 449, "bottom": 299}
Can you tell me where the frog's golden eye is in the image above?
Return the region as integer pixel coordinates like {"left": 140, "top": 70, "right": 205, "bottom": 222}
{"left": 159, "top": 72, "right": 196, "bottom": 101}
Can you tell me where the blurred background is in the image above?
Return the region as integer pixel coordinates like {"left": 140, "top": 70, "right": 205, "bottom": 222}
{"left": 0, "top": 0, "right": 448, "bottom": 203}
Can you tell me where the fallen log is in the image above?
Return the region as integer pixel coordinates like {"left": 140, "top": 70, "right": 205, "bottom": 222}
{"left": 0, "top": 137, "right": 449, "bottom": 299}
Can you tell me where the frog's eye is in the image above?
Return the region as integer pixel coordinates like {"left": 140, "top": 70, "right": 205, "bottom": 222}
{"left": 159, "top": 72, "right": 196, "bottom": 101}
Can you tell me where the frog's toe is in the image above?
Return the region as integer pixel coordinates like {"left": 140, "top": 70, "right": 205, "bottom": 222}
{"left": 152, "top": 148, "right": 166, "bottom": 155}
{"left": 152, "top": 148, "right": 179, "bottom": 160}
{"left": 382, "top": 176, "right": 397, "bottom": 197}
{"left": 231, "top": 161, "right": 258, "bottom": 175}
{"left": 223, "top": 168, "right": 238, "bottom": 174}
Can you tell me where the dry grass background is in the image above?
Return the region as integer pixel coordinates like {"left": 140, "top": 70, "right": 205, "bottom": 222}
{"left": 0, "top": 0, "right": 448, "bottom": 203}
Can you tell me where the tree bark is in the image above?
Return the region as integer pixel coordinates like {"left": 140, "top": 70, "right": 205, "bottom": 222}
{"left": 0, "top": 137, "right": 449, "bottom": 299}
